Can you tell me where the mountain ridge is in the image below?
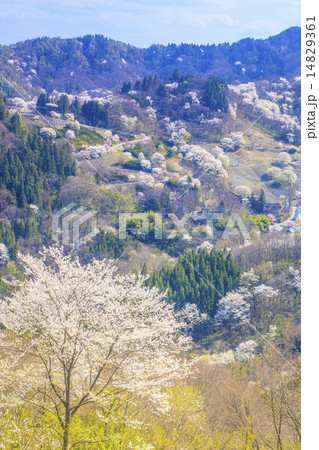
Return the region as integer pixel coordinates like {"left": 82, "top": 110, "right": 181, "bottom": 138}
{"left": 0, "top": 27, "right": 300, "bottom": 94}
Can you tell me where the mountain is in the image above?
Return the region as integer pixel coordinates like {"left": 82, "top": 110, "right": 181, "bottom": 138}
{"left": 0, "top": 27, "right": 300, "bottom": 94}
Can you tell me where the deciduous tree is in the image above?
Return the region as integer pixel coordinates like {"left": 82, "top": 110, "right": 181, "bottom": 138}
{"left": 0, "top": 247, "right": 193, "bottom": 449}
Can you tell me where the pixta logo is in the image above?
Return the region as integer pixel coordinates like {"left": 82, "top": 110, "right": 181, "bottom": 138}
{"left": 119, "top": 212, "right": 251, "bottom": 242}
{"left": 52, "top": 203, "right": 98, "bottom": 249}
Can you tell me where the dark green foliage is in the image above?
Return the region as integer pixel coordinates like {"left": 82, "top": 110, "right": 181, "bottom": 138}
{"left": 128, "top": 94, "right": 151, "bottom": 109}
{"left": 14, "top": 216, "right": 39, "bottom": 239}
{"left": 258, "top": 189, "right": 266, "bottom": 213}
{"left": 141, "top": 75, "right": 155, "bottom": 91}
{"left": 0, "top": 221, "right": 19, "bottom": 260}
{"left": 202, "top": 76, "right": 228, "bottom": 112}
{"left": 145, "top": 197, "right": 161, "bottom": 212}
{"left": 123, "top": 159, "right": 142, "bottom": 171}
{"left": 58, "top": 94, "right": 70, "bottom": 115}
{"left": 155, "top": 237, "right": 190, "bottom": 257}
{"left": 0, "top": 94, "right": 7, "bottom": 120}
{"left": 251, "top": 190, "right": 266, "bottom": 214}
{"left": 81, "top": 101, "right": 110, "bottom": 128}
{"left": 157, "top": 84, "right": 167, "bottom": 98}
{"left": 148, "top": 248, "right": 239, "bottom": 315}
{"left": 89, "top": 230, "right": 127, "bottom": 259}
{"left": 121, "top": 81, "right": 133, "bottom": 94}
{"left": 36, "top": 92, "right": 49, "bottom": 111}
{"left": 0, "top": 131, "right": 75, "bottom": 207}
{"left": 7, "top": 113, "right": 26, "bottom": 138}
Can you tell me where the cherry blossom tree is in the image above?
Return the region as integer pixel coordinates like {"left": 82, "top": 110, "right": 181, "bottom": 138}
{"left": 281, "top": 169, "right": 297, "bottom": 185}
{"left": 215, "top": 292, "right": 250, "bottom": 329}
{"left": 266, "top": 166, "right": 282, "bottom": 182}
{"left": 276, "top": 152, "right": 291, "bottom": 167}
{"left": 0, "top": 247, "right": 193, "bottom": 449}
{"left": 288, "top": 266, "right": 301, "bottom": 293}
{"left": 235, "top": 340, "right": 258, "bottom": 361}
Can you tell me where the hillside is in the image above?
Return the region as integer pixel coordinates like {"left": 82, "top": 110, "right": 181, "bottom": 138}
{"left": 0, "top": 27, "right": 301, "bottom": 94}
{"left": 0, "top": 27, "right": 301, "bottom": 448}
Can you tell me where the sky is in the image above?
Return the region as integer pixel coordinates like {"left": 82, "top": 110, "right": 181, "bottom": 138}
{"left": 0, "top": 0, "right": 300, "bottom": 47}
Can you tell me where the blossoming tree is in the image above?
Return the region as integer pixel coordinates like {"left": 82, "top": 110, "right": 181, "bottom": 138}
{"left": 0, "top": 247, "right": 193, "bottom": 449}
{"left": 215, "top": 292, "right": 250, "bottom": 330}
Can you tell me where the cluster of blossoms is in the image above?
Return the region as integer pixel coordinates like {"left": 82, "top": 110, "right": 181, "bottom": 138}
{"left": 0, "top": 243, "right": 10, "bottom": 265}
{"left": 237, "top": 270, "right": 279, "bottom": 302}
{"left": 281, "top": 169, "right": 297, "bottom": 185}
{"left": 179, "top": 144, "right": 226, "bottom": 176}
{"left": 276, "top": 152, "right": 291, "bottom": 167}
{"left": 209, "top": 340, "right": 258, "bottom": 365}
{"left": 140, "top": 159, "right": 152, "bottom": 171}
{"left": 214, "top": 269, "right": 279, "bottom": 330}
{"left": 228, "top": 103, "right": 237, "bottom": 118}
{"left": 196, "top": 241, "right": 214, "bottom": 252}
{"left": 65, "top": 112, "right": 75, "bottom": 121}
{"left": 288, "top": 266, "right": 301, "bottom": 293}
{"left": 146, "top": 106, "right": 157, "bottom": 121}
{"left": 151, "top": 152, "right": 165, "bottom": 164}
{"left": 103, "top": 130, "right": 120, "bottom": 143}
{"left": 165, "top": 119, "right": 190, "bottom": 145}
{"left": 165, "top": 82, "right": 179, "bottom": 90}
{"left": 211, "top": 146, "right": 229, "bottom": 167}
{"left": 221, "top": 132, "right": 245, "bottom": 151}
{"left": 269, "top": 223, "right": 284, "bottom": 233}
{"left": 138, "top": 172, "right": 156, "bottom": 188}
{"left": 265, "top": 153, "right": 297, "bottom": 185}
{"left": 7, "top": 97, "right": 31, "bottom": 112}
{"left": 40, "top": 127, "right": 56, "bottom": 138}
{"left": 0, "top": 247, "right": 196, "bottom": 433}
{"left": 50, "top": 89, "right": 114, "bottom": 107}
{"left": 177, "top": 175, "right": 201, "bottom": 188}
{"left": 215, "top": 292, "right": 250, "bottom": 327}
{"left": 138, "top": 152, "right": 167, "bottom": 175}
{"left": 199, "top": 115, "right": 221, "bottom": 126}
{"left": 138, "top": 152, "right": 151, "bottom": 170}
{"left": 65, "top": 129, "right": 76, "bottom": 139}
{"left": 229, "top": 81, "right": 300, "bottom": 142}
{"left": 189, "top": 91, "right": 200, "bottom": 105}
{"left": 50, "top": 111, "right": 62, "bottom": 119}
{"left": 152, "top": 167, "right": 163, "bottom": 175}
{"left": 121, "top": 114, "right": 138, "bottom": 129}
{"left": 207, "top": 118, "right": 222, "bottom": 126}
{"left": 79, "top": 144, "right": 110, "bottom": 159}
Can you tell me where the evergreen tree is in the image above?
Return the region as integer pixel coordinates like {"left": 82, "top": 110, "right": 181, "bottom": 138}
{"left": 0, "top": 94, "right": 7, "bottom": 120}
{"left": 148, "top": 248, "right": 239, "bottom": 316}
{"left": 202, "top": 76, "right": 228, "bottom": 112}
{"left": 36, "top": 93, "right": 48, "bottom": 111}
{"left": 258, "top": 189, "right": 266, "bottom": 213}
{"left": 58, "top": 95, "right": 70, "bottom": 115}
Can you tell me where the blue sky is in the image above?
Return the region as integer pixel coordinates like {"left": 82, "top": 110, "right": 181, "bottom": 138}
{"left": 0, "top": 0, "right": 300, "bottom": 47}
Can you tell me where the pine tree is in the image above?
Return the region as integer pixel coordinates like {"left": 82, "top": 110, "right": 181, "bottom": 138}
{"left": 148, "top": 249, "right": 239, "bottom": 316}
{"left": 258, "top": 189, "right": 266, "bottom": 213}
{"left": 0, "top": 94, "right": 7, "bottom": 120}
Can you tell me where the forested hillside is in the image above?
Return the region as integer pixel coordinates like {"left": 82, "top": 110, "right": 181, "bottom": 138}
{"left": 0, "top": 25, "right": 301, "bottom": 448}
{"left": 0, "top": 27, "right": 300, "bottom": 93}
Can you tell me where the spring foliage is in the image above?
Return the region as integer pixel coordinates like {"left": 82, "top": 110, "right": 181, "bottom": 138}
{"left": 0, "top": 246, "right": 194, "bottom": 449}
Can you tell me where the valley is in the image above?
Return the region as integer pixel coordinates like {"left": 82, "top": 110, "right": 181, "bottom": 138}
{"left": 0, "top": 26, "right": 301, "bottom": 449}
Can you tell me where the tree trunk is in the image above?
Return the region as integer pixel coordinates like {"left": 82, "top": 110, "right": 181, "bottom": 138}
{"left": 63, "top": 429, "right": 69, "bottom": 450}
{"left": 63, "top": 400, "right": 71, "bottom": 450}
{"left": 62, "top": 414, "right": 70, "bottom": 450}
